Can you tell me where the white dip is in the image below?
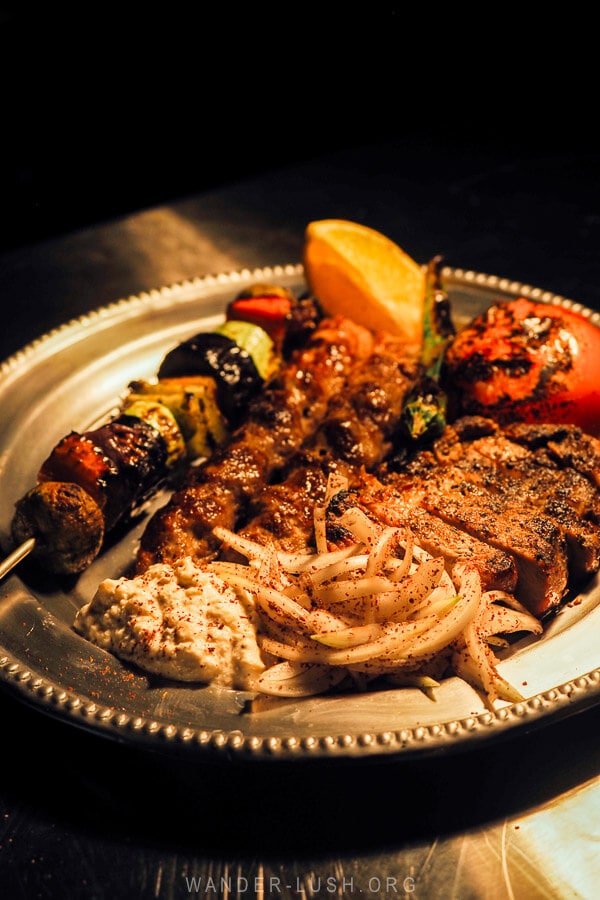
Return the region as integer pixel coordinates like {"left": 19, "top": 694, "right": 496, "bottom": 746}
{"left": 74, "top": 556, "right": 265, "bottom": 689}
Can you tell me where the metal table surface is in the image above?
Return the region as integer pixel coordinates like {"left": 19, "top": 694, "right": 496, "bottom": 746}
{"left": 1, "top": 139, "right": 600, "bottom": 899}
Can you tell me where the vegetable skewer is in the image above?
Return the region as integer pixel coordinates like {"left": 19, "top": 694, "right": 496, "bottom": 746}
{"left": 3, "top": 286, "right": 310, "bottom": 578}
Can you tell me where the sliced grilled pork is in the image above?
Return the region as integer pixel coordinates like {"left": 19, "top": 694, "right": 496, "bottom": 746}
{"left": 432, "top": 420, "right": 600, "bottom": 580}
{"left": 378, "top": 457, "right": 569, "bottom": 617}
{"left": 376, "top": 415, "right": 600, "bottom": 615}
{"left": 356, "top": 473, "right": 519, "bottom": 593}
{"left": 504, "top": 422, "right": 600, "bottom": 490}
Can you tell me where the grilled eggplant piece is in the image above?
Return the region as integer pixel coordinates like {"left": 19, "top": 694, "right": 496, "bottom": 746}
{"left": 38, "top": 415, "right": 169, "bottom": 532}
{"left": 157, "top": 320, "right": 280, "bottom": 427}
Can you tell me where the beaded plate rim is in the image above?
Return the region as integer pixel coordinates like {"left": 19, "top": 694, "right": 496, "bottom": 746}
{"left": 1, "top": 263, "right": 599, "bottom": 763}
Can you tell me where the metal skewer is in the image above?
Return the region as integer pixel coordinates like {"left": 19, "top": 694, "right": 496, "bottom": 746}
{"left": 0, "top": 537, "right": 36, "bottom": 581}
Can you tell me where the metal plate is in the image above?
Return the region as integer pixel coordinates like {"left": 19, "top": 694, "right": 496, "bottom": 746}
{"left": 1, "top": 263, "right": 599, "bottom": 763}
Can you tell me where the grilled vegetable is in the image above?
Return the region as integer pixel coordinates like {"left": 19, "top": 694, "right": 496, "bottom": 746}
{"left": 121, "top": 399, "right": 187, "bottom": 466}
{"left": 215, "top": 320, "right": 277, "bottom": 381}
{"left": 125, "top": 376, "right": 229, "bottom": 460}
{"left": 6, "top": 285, "right": 299, "bottom": 577}
{"left": 443, "top": 297, "right": 600, "bottom": 437}
{"left": 400, "top": 256, "right": 455, "bottom": 443}
{"left": 226, "top": 284, "right": 296, "bottom": 346}
{"left": 38, "top": 414, "right": 170, "bottom": 532}
{"left": 158, "top": 326, "right": 274, "bottom": 426}
{"left": 12, "top": 482, "right": 105, "bottom": 575}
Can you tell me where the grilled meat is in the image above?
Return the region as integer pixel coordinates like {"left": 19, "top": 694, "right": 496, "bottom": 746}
{"left": 373, "top": 416, "right": 600, "bottom": 617}
{"left": 504, "top": 422, "right": 600, "bottom": 490}
{"left": 12, "top": 481, "right": 105, "bottom": 575}
{"left": 136, "top": 316, "right": 381, "bottom": 569}
{"left": 136, "top": 313, "right": 600, "bottom": 623}
{"left": 420, "top": 475, "right": 568, "bottom": 617}
{"left": 238, "top": 453, "right": 332, "bottom": 554}
{"left": 431, "top": 419, "right": 600, "bottom": 580}
{"left": 235, "top": 332, "right": 421, "bottom": 552}
{"left": 356, "top": 473, "right": 519, "bottom": 594}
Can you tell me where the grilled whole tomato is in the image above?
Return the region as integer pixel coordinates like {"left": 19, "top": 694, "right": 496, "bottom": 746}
{"left": 442, "top": 297, "right": 600, "bottom": 436}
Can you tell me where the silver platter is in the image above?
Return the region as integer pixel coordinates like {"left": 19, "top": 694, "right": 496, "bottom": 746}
{"left": 0, "top": 263, "right": 599, "bottom": 762}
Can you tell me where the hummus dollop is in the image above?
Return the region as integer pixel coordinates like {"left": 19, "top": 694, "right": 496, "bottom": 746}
{"left": 74, "top": 556, "right": 265, "bottom": 689}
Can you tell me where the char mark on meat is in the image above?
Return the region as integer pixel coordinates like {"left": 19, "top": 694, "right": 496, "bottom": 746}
{"left": 235, "top": 453, "right": 332, "bottom": 556}
{"left": 355, "top": 472, "right": 519, "bottom": 594}
{"left": 419, "top": 474, "right": 569, "bottom": 617}
{"left": 233, "top": 333, "right": 421, "bottom": 553}
{"left": 504, "top": 422, "right": 600, "bottom": 489}
{"left": 136, "top": 316, "right": 378, "bottom": 570}
{"left": 376, "top": 416, "right": 600, "bottom": 616}
{"left": 427, "top": 418, "right": 600, "bottom": 581}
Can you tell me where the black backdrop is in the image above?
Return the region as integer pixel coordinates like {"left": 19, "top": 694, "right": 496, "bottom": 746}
{"left": 2, "top": 5, "right": 596, "bottom": 251}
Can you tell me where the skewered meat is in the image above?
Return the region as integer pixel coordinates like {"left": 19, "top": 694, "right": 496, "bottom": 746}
{"left": 136, "top": 316, "right": 381, "bottom": 570}
{"left": 136, "top": 317, "right": 600, "bottom": 621}
{"left": 238, "top": 331, "right": 421, "bottom": 551}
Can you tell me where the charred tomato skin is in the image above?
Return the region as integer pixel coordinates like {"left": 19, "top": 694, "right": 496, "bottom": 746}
{"left": 442, "top": 297, "right": 600, "bottom": 437}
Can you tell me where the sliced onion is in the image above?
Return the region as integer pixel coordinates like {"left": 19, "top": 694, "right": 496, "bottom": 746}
{"left": 212, "top": 509, "right": 540, "bottom": 706}
{"left": 254, "top": 584, "right": 313, "bottom": 632}
{"left": 256, "top": 661, "right": 346, "bottom": 697}
{"left": 477, "top": 602, "right": 542, "bottom": 638}
{"left": 373, "top": 556, "right": 446, "bottom": 622}
{"left": 389, "top": 564, "right": 482, "bottom": 661}
{"left": 365, "top": 526, "right": 411, "bottom": 578}
{"left": 311, "top": 621, "right": 384, "bottom": 648}
{"left": 260, "top": 617, "right": 436, "bottom": 666}
{"left": 456, "top": 626, "right": 525, "bottom": 705}
{"left": 337, "top": 507, "right": 381, "bottom": 545}
{"left": 313, "top": 502, "right": 328, "bottom": 554}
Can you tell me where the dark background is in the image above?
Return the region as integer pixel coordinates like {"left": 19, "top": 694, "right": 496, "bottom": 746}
{"left": 2, "top": 5, "right": 596, "bottom": 253}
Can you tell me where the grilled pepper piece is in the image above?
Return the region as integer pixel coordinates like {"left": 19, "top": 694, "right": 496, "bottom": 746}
{"left": 226, "top": 283, "right": 296, "bottom": 347}
{"left": 38, "top": 415, "right": 169, "bottom": 531}
{"left": 400, "top": 256, "right": 455, "bottom": 443}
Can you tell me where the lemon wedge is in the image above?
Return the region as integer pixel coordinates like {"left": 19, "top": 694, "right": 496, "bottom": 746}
{"left": 303, "top": 219, "right": 425, "bottom": 345}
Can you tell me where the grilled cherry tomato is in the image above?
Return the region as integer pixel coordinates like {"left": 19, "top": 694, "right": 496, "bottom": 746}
{"left": 442, "top": 297, "right": 600, "bottom": 437}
